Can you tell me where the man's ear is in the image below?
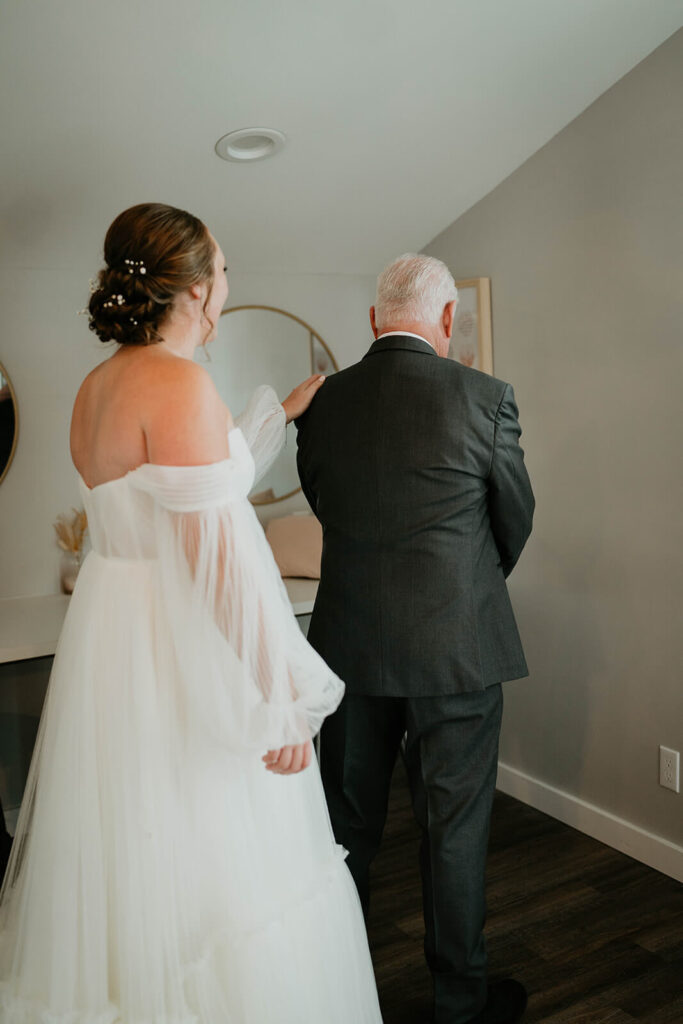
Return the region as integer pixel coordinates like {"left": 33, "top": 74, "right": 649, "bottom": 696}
{"left": 443, "top": 300, "right": 456, "bottom": 340}
{"left": 369, "top": 306, "right": 379, "bottom": 339}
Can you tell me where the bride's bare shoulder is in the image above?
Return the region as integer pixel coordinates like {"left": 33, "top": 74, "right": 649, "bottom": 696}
{"left": 72, "top": 358, "right": 108, "bottom": 407}
{"left": 144, "top": 353, "right": 230, "bottom": 417}
{"left": 141, "top": 353, "right": 234, "bottom": 465}
{"left": 148, "top": 349, "right": 217, "bottom": 390}
{"left": 70, "top": 359, "right": 112, "bottom": 439}
{"left": 72, "top": 348, "right": 233, "bottom": 467}
{"left": 76, "top": 347, "right": 224, "bottom": 407}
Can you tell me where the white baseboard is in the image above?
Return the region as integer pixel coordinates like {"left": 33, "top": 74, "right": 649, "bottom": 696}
{"left": 497, "top": 761, "right": 683, "bottom": 884}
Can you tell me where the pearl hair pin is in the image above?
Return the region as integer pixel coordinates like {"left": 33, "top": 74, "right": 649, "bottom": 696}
{"left": 124, "top": 254, "right": 147, "bottom": 272}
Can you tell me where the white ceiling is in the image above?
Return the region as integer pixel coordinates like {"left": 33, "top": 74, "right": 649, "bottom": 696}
{"left": 1, "top": 0, "right": 681, "bottom": 275}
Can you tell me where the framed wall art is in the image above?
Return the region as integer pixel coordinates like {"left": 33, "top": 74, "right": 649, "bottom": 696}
{"left": 449, "top": 277, "right": 493, "bottom": 375}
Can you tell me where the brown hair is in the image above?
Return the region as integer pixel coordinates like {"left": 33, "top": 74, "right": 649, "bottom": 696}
{"left": 87, "top": 203, "right": 216, "bottom": 346}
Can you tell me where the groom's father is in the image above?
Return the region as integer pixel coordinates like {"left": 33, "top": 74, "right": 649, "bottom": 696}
{"left": 296, "top": 254, "right": 534, "bottom": 1024}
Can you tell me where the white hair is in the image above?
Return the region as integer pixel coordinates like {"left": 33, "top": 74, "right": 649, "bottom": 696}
{"left": 374, "top": 253, "right": 458, "bottom": 327}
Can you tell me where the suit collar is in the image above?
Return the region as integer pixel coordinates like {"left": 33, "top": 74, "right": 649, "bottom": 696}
{"left": 364, "top": 333, "right": 438, "bottom": 359}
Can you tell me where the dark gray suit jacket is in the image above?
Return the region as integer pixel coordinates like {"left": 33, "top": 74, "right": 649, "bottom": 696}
{"left": 296, "top": 334, "right": 535, "bottom": 697}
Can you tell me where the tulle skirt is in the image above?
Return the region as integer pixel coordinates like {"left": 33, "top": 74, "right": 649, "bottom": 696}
{"left": 0, "top": 554, "right": 382, "bottom": 1022}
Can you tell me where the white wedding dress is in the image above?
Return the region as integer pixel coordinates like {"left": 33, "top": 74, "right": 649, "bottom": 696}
{"left": 0, "top": 388, "right": 382, "bottom": 1024}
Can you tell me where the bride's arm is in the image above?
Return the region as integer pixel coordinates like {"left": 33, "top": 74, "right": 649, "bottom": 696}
{"left": 235, "top": 376, "right": 326, "bottom": 485}
{"left": 142, "top": 362, "right": 325, "bottom": 774}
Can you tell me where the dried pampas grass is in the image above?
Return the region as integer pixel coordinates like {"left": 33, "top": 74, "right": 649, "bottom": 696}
{"left": 53, "top": 507, "right": 88, "bottom": 554}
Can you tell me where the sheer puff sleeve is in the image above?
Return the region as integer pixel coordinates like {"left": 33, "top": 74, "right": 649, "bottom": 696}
{"left": 132, "top": 428, "right": 343, "bottom": 752}
{"left": 234, "top": 384, "right": 287, "bottom": 486}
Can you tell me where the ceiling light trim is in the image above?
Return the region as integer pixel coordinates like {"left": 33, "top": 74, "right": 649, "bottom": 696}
{"left": 215, "top": 127, "right": 287, "bottom": 163}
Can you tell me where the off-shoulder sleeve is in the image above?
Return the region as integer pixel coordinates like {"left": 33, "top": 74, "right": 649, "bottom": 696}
{"left": 132, "top": 430, "right": 343, "bottom": 751}
{"left": 235, "top": 385, "right": 287, "bottom": 486}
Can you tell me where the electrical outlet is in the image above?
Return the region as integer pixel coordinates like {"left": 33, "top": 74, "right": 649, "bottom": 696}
{"left": 659, "top": 746, "right": 680, "bottom": 793}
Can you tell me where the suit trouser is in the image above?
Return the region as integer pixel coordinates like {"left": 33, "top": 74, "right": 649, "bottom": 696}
{"left": 320, "top": 685, "right": 503, "bottom": 1024}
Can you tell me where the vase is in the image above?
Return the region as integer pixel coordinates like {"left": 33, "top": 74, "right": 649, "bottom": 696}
{"left": 60, "top": 551, "right": 81, "bottom": 595}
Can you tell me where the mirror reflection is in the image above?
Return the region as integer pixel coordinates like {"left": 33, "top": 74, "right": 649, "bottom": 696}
{"left": 0, "top": 362, "right": 18, "bottom": 485}
{"left": 212, "top": 306, "right": 337, "bottom": 504}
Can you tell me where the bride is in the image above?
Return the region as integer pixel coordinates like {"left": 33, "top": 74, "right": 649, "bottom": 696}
{"left": 0, "top": 203, "right": 382, "bottom": 1023}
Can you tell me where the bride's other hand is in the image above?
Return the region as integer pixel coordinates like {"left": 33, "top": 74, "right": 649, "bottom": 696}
{"left": 262, "top": 740, "right": 313, "bottom": 774}
{"left": 281, "top": 375, "right": 326, "bottom": 424}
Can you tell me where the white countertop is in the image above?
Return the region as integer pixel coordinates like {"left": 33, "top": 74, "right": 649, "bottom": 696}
{"left": 282, "top": 577, "right": 318, "bottom": 616}
{"left": 0, "top": 578, "right": 318, "bottom": 664}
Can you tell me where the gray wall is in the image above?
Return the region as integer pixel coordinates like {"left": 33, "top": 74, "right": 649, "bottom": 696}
{"left": 426, "top": 30, "right": 683, "bottom": 847}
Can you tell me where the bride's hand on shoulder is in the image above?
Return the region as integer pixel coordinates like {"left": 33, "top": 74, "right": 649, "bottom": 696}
{"left": 262, "top": 740, "right": 313, "bottom": 775}
{"left": 281, "top": 375, "right": 326, "bottom": 424}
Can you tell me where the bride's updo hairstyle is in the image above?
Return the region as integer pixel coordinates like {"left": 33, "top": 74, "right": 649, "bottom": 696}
{"left": 88, "top": 203, "right": 216, "bottom": 346}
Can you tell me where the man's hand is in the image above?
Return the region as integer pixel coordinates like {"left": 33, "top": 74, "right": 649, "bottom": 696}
{"left": 262, "top": 740, "right": 313, "bottom": 775}
{"left": 281, "top": 375, "right": 326, "bottom": 424}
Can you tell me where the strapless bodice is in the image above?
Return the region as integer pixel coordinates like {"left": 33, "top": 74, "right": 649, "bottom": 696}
{"left": 79, "top": 428, "right": 255, "bottom": 560}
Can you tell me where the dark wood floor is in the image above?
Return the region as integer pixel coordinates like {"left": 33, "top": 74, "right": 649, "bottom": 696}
{"left": 367, "top": 767, "right": 683, "bottom": 1024}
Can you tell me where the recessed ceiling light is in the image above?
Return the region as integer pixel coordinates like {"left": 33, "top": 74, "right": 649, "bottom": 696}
{"left": 214, "top": 127, "right": 287, "bottom": 163}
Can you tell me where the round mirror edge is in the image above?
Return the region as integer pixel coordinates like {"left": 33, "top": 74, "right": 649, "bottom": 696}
{"left": 250, "top": 484, "right": 303, "bottom": 508}
{"left": 220, "top": 305, "right": 339, "bottom": 372}
{"left": 219, "top": 305, "right": 338, "bottom": 508}
{"left": 0, "top": 359, "right": 19, "bottom": 486}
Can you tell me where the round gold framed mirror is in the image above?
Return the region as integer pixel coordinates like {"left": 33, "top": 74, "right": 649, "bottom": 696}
{"left": 0, "top": 361, "right": 18, "bottom": 486}
{"left": 210, "top": 306, "right": 338, "bottom": 505}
